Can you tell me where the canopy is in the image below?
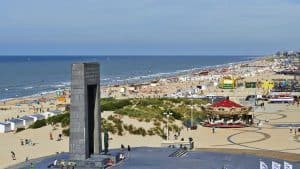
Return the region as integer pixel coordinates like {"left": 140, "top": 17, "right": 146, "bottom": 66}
{"left": 211, "top": 99, "right": 243, "bottom": 108}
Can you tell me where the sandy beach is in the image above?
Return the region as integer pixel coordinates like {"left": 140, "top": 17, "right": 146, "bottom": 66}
{"left": 0, "top": 55, "right": 300, "bottom": 168}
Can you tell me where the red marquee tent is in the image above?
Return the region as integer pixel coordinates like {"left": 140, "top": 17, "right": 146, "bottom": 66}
{"left": 211, "top": 99, "right": 243, "bottom": 108}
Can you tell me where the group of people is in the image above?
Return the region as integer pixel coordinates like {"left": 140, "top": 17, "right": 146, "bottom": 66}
{"left": 174, "top": 131, "right": 181, "bottom": 140}
{"left": 49, "top": 132, "right": 63, "bottom": 141}
{"left": 20, "top": 139, "right": 34, "bottom": 146}
{"left": 121, "top": 144, "right": 131, "bottom": 152}
{"left": 289, "top": 126, "right": 299, "bottom": 136}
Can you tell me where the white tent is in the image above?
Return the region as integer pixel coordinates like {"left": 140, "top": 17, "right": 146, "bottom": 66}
{"left": 0, "top": 122, "right": 11, "bottom": 133}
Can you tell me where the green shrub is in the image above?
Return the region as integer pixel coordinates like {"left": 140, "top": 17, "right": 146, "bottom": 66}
{"left": 147, "top": 128, "right": 155, "bottom": 136}
{"left": 61, "top": 118, "right": 69, "bottom": 127}
{"left": 107, "top": 115, "right": 124, "bottom": 135}
{"left": 104, "top": 122, "right": 117, "bottom": 134}
{"left": 16, "top": 127, "right": 25, "bottom": 133}
{"left": 132, "top": 127, "right": 146, "bottom": 136}
{"left": 116, "top": 124, "right": 123, "bottom": 136}
{"left": 168, "top": 109, "right": 183, "bottom": 120}
{"left": 171, "top": 124, "right": 181, "bottom": 133}
{"left": 153, "top": 121, "right": 161, "bottom": 127}
{"left": 124, "top": 124, "right": 135, "bottom": 134}
{"left": 47, "top": 113, "right": 70, "bottom": 126}
{"left": 151, "top": 126, "right": 166, "bottom": 139}
{"left": 29, "top": 119, "right": 47, "bottom": 129}
{"left": 101, "top": 98, "right": 132, "bottom": 111}
{"left": 62, "top": 128, "right": 70, "bottom": 136}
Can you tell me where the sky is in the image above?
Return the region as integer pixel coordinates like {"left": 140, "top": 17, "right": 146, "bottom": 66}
{"left": 0, "top": 0, "right": 299, "bottom": 56}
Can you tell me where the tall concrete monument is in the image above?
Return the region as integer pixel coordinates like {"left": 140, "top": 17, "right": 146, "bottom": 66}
{"left": 70, "top": 62, "right": 102, "bottom": 161}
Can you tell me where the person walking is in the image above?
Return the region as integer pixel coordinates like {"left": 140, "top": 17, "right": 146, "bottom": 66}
{"left": 295, "top": 128, "right": 297, "bottom": 136}
{"left": 47, "top": 159, "right": 57, "bottom": 168}
{"left": 212, "top": 127, "right": 215, "bottom": 134}
{"left": 50, "top": 132, "right": 53, "bottom": 140}
{"left": 127, "top": 145, "right": 131, "bottom": 151}
{"left": 57, "top": 134, "right": 62, "bottom": 141}
{"left": 30, "top": 162, "right": 35, "bottom": 169}
{"left": 11, "top": 151, "right": 16, "bottom": 160}
{"left": 290, "top": 126, "right": 293, "bottom": 133}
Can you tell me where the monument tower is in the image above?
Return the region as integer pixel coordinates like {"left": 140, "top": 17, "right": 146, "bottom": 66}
{"left": 70, "top": 62, "right": 102, "bottom": 160}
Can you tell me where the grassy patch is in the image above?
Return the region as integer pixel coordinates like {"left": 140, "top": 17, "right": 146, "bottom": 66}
{"left": 62, "top": 128, "right": 69, "bottom": 136}
{"left": 16, "top": 127, "right": 25, "bottom": 133}
{"left": 101, "top": 98, "right": 132, "bottom": 111}
{"left": 47, "top": 113, "right": 70, "bottom": 127}
{"left": 29, "top": 119, "right": 47, "bottom": 129}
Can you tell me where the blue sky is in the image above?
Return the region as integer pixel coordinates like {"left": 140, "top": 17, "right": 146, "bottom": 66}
{"left": 0, "top": 0, "right": 299, "bottom": 55}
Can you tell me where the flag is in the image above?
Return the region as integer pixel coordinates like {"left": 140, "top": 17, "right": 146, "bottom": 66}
{"left": 284, "top": 161, "right": 293, "bottom": 169}
{"left": 260, "top": 161, "right": 269, "bottom": 169}
{"left": 272, "top": 161, "right": 281, "bottom": 169}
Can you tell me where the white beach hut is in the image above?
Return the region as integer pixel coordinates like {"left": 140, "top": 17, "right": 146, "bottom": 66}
{"left": 7, "top": 118, "right": 25, "bottom": 130}
{"left": 0, "top": 122, "right": 11, "bottom": 133}
{"left": 19, "top": 116, "right": 35, "bottom": 127}
{"left": 28, "top": 114, "right": 45, "bottom": 122}
{"left": 40, "top": 111, "right": 56, "bottom": 119}
{"left": 50, "top": 110, "right": 62, "bottom": 115}
{"left": 119, "top": 87, "right": 126, "bottom": 93}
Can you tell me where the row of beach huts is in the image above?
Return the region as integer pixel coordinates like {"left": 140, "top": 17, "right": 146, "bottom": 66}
{"left": 0, "top": 110, "right": 62, "bottom": 133}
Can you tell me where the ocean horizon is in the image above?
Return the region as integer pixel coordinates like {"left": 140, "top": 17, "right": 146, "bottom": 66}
{"left": 0, "top": 55, "right": 259, "bottom": 100}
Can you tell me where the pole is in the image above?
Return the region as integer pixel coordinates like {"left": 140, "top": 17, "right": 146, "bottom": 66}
{"left": 167, "top": 114, "right": 169, "bottom": 141}
{"left": 191, "top": 98, "right": 193, "bottom": 127}
{"left": 164, "top": 110, "right": 172, "bottom": 141}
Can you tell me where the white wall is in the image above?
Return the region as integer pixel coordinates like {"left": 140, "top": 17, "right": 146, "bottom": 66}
{"left": 0, "top": 125, "right": 5, "bottom": 133}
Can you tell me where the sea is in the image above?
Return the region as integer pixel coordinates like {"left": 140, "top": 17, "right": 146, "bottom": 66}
{"left": 0, "top": 55, "right": 259, "bottom": 100}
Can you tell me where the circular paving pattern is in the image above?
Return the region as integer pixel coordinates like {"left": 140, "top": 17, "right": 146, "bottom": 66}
{"left": 254, "top": 112, "right": 287, "bottom": 121}
{"left": 226, "top": 129, "right": 300, "bottom": 152}
{"left": 227, "top": 130, "right": 271, "bottom": 149}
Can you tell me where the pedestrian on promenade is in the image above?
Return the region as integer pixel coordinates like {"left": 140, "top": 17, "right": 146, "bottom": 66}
{"left": 30, "top": 162, "right": 35, "bottom": 169}
{"left": 212, "top": 127, "right": 215, "bottom": 134}
{"left": 295, "top": 128, "right": 297, "bottom": 136}
{"left": 290, "top": 126, "right": 293, "bottom": 133}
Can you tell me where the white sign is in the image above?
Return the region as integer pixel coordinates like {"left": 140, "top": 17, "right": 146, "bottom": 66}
{"left": 284, "top": 161, "right": 293, "bottom": 169}
{"left": 272, "top": 161, "right": 281, "bottom": 169}
{"left": 260, "top": 161, "right": 269, "bottom": 169}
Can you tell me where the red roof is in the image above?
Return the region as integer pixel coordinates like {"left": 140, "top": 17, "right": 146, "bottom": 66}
{"left": 211, "top": 99, "right": 243, "bottom": 108}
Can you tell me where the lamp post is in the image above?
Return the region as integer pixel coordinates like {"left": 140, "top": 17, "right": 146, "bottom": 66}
{"left": 190, "top": 99, "right": 193, "bottom": 128}
{"left": 163, "top": 110, "right": 173, "bottom": 141}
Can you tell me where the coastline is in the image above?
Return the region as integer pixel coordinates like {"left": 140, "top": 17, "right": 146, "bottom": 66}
{"left": 0, "top": 54, "right": 266, "bottom": 102}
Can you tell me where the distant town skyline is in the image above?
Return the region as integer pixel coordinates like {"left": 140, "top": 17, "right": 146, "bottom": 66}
{"left": 0, "top": 0, "right": 300, "bottom": 55}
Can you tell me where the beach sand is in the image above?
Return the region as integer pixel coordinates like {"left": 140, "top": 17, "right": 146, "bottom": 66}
{"left": 0, "top": 125, "right": 68, "bottom": 168}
